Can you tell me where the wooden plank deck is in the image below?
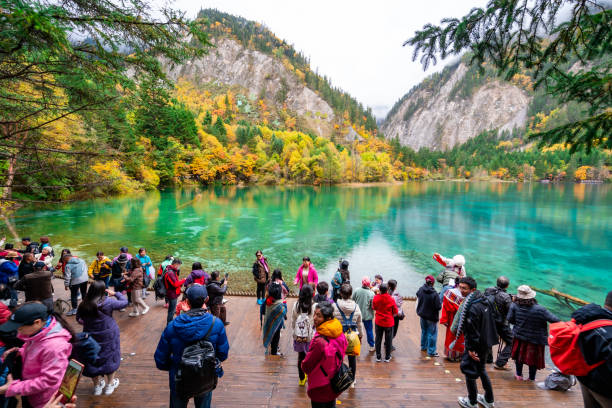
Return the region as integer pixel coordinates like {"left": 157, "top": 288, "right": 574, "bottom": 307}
{"left": 60, "top": 292, "right": 583, "bottom": 407}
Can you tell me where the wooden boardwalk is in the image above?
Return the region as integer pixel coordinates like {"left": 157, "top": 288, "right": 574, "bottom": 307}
{"left": 63, "top": 293, "right": 583, "bottom": 407}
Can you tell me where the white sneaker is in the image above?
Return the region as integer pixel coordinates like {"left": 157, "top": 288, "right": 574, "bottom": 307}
{"left": 128, "top": 311, "right": 139, "bottom": 317}
{"left": 93, "top": 379, "right": 106, "bottom": 396}
{"left": 457, "top": 396, "right": 477, "bottom": 408}
{"left": 477, "top": 394, "right": 495, "bottom": 408}
{"left": 141, "top": 306, "right": 150, "bottom": 315}
{"left": 105, "top": 378, "right": 119, "bottom": 395}
{"left": 65, "top": 309, "right": 77, "bottom": 316}
{"left": 368, "top": 346, "right": 375, "bottom": 352}
{"left": 350, "top": 380, "right": 356, "bottom": 388}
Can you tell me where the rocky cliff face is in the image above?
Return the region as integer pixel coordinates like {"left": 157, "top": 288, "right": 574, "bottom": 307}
{"left": 381, "top": 63, "right": 531, "bottom": 150}
{"left": 164, "top": 37, "right": 335, "bottom": 136}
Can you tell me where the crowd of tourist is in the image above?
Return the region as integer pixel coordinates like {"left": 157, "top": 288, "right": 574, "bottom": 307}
{"left": 0, "top": 237, "right": 609, "bottom": 408}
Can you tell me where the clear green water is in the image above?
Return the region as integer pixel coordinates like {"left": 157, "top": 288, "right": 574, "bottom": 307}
{"left": 3, "top": 182, "right": 611, "bottom": 316}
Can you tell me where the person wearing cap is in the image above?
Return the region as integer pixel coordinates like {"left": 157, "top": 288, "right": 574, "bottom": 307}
{"left": 76, "top": 280, "right": 128, "bottom": 396}
{"left": 112, "top": 246, "right": 132, "bottom": 263}
{"left": 14, "top": 262, "right": 54, "bottom": 312}
{"left": 110, "top": 253, "right": 130, "bottom": 296}
{"left": 416, "top": 275, "right": 442, "bottom": 357}
{"left": 434, "top": 252, "right": 466, "bottom": 301}
{"left": 507, "top": 285, "right": 560, "bottom": 381}
{"left": 155, "top": 284, "right": 229, "bottom": 408}
{"left": 353, "top": 276, "right": 375, "bottom": 352}
{"left": 0, "top": 302, "right": 73, "bottom": 408}
{"left": 0, "top": 251, "right": 19, "bottom": 308}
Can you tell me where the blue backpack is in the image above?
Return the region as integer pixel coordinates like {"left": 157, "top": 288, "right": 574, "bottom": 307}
{"left": 71, "top": 332, "right": 101, "bottom": 366}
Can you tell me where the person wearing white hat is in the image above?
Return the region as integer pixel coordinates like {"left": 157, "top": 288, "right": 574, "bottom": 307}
{"left": 507, "top": 285, "right": 560, "bottom": 381}
{"left": 433, "top": 252, "right": 467, "bottom": 301}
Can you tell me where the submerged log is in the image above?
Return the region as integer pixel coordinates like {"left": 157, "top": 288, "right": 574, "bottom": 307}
{"left": 530, "top": 286, "right": 589, "bottom": 310}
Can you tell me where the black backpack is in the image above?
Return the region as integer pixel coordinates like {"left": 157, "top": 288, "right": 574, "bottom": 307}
{"left": 320, "top": 336, "right": 354, "bottom": 395}
{"left": 484, "top": 291, "right": 503, "bottom": 325}
{"left": 153, "top": 271, "right": 167, "bottom": 300}
{"left": 175, "top": 316, "right": 219, "bottom": 399}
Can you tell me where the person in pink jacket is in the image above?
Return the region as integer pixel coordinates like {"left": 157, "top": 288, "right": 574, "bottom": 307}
{"left": 0, "top": 302, "right": 73, "bottom": 408}
{"left": 294, "top": 256, "right": 318, "bottom": 291}
{"left": 301, "top": 301, "right": 348, "bottom": 407}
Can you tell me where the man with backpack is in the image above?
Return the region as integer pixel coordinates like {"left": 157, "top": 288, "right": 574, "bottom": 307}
{"left": 456, "top": 277, "right": 498, "bottom": 408}
{"left": 562, "top": 290, "right": 612, "bottom": 408}
{"left": 484, "top": 276, "right": 514, "bottom": 369}
{"left": 155, "top": 285, "right": 229, "bottom": 408}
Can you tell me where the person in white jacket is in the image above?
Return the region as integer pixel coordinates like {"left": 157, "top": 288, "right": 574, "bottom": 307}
{"left": 34, "top": 246, "right": 54, "bottom": 270}
{"left": 63, "top": 251, "right": 89, "bottom": 316}
{"left": 333, "top": 283, "right": 363, "bottom": 387}
{"left": 434, "top": 252, "right": 466, "bottom": 301}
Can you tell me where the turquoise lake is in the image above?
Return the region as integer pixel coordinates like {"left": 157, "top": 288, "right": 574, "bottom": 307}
{"left": 3, "top": 182, "right": 611, "bottom": 317}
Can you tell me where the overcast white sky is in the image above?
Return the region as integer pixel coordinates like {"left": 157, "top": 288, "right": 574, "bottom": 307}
{"left": 166, "top": 0, "right": 489, "bottom": 118}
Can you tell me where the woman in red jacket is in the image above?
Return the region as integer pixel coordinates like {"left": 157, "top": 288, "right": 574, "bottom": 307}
{"left": 372, "top": 283, "right": 398, "bottom": 363}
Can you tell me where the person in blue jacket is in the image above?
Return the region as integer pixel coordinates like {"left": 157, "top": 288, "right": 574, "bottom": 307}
{"left": 0, "top": 251, "right": 19, "bottom": 307}
{"left": 154, "top": 284, "right": 229, "bottom": 408}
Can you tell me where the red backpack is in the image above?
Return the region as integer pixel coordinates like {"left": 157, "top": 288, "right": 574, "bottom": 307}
{"left": 548, "top": 318, "right": 612, "bottom": 376}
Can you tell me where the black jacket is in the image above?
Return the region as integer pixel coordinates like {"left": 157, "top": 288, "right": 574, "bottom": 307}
{"left": 17, "top": 261, "right": 34, "bottom": 280}
{"left": 416, "top": 284, "right": 441, "bottom": 322}
{"left": 484, "top": 286, "right": 512, "bottom": 320}
{"left": 111, "top": 260, "right": 130, "bottom": 279}
{"left": 207, "top": 279, "right": 227, "bottom": 306}
{"left": 508, "top": 302, "right": 559, "bottom": 345}
{"left": 572, "top": 303, "right": 612, "bottom": 398}
{"left": 463, "top": 291, "right": 499, "bottom": 353}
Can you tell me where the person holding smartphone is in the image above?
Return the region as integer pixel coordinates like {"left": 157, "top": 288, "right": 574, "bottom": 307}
{"left": 206, "top": 271, "right": 228, "bottom": 326}
{"left": 0, "top": 302, "right": 74, "bottom": 408}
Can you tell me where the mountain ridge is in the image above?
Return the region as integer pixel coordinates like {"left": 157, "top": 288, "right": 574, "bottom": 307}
{"left": 382, "top": 61, "right": 531, "bottom": 150}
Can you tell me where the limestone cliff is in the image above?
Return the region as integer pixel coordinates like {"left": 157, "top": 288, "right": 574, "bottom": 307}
{"left": 382, "top": 62, "right": 531, "bottom": 150}
{"left": 164, "top": 37, "right": 335, "bottom": 136}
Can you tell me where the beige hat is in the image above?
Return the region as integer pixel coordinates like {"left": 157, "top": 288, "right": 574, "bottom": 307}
{"left": 517, "top": 285, "right": 536, "bottom": 300}
{"left": 3, "top": 251, "right": 19, "bottom": 258}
